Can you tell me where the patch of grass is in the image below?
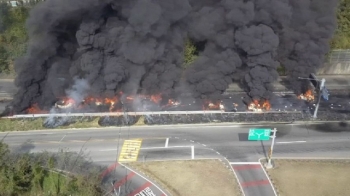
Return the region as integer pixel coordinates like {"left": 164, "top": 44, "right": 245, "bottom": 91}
{"left": 63, "top": 117, "right": 100, "bottom": 129}
{"left": 134, "top": 116, "right": 145, "bottom": 125}
{"left": 127, "top": 160, "right": 242, "bottom": 196}
{"left": 266, "top": 159, "right": 350, "bottom": 196}
{"left": 0, "top": 118, "right": 45, "bottom": 131}
{"left": 0, "top": 117, "right": 101, "bottom": 132}
{"left": 32, "top": 171, "right": 68, "bottom": 195}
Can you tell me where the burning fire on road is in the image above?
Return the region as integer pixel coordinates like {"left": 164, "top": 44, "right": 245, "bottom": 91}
{"left": 248, "top": 100, "right": 271, "bottom": 112}
{"left": 24, "top": 93, "right": 228, "bottom": 115}
{"left": 298, "top": 89, "right": 315, "bottom": 102}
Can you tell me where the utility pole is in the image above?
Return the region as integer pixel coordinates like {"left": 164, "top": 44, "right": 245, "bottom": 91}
{"left": 313, "top": 78, "right": 326, "bottom": 119}
{"left": 265, "top": 128, "right": 277, "bottom": 169}
{"left": 298, "top": 76, "right": 326, "bottom": 119}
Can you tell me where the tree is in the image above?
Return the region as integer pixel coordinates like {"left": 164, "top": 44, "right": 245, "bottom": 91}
{"left": 12, "top": 154, "right": 34, "bottom": 193}
{"left": 331, "top": 0, "right": 350, "bottom": 49}
{"left": 183, "top": 39, "right": 198, "bottom": 69}
{"left": 0, "top": 2, "right": 10, "bottom": 33}
{"left": 0, "top": 45, "right": 10, "bottom": 73}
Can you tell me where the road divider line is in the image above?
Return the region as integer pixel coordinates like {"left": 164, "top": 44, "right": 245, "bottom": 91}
{"left": 140, "top": 146, "right": 192, "bottom": 150}
{"left": 276, "top": 141, "right": 306, "bottom": 144}
{"left": 99, "top": 149, "right": 118, "bottom": 152}
{"left": 59, "top": 134, "right": 66, "bottom": 142}
{"left": 165, "top": 138, "right": 169, "bottom": 148}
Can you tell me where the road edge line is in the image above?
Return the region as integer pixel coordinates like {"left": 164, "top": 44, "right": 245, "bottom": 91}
{"left": 224, "top": 158, "right": 246, "bottom": 196}
{"left": 258, "top": 157, "right": 278, "bottom": 196}
{"left": 273, "top": 157, "right": 350, "bottom": 160}
{"left": 120, "top": 163, "right": 169, "bottom": 196}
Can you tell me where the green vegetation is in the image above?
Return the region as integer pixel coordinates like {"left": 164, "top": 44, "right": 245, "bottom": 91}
{"left": 0, "top": 2, "right": 29, "bottom": 74}
{"left": 183, "top": 39, "right": 198, "bottom": 70}
{"left": 0, "top": 1, "right": 349, "bottom": 75}
{"left": 0, "top": 141, "right": 104, "bottom": 195}
{"left": 331, "top": 0, "right": 350, "bottom": 49}
{"left": 0, "top": 117, "right": 101, "bottom": 132}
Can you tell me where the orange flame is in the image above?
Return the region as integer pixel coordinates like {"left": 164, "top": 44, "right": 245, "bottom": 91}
{"left": 166, "top": 99, "right": 180, "bottom": 106}
{"left": 26, "top": 104, "right": 48, "bottom": 114}
{"left": 248, "top": 99, "right": 271, "bottom": 111}
{"left": 298, "top": 89, "right": 315, "bottom": 101}
{"left": 150, "top": 94, "right": 162, "bottom": 104}
{"left": 202, "top": 100, "right": 224, "bottom": 111}
{"left": 25, "top": 93, "right": 168, "bottom": 114}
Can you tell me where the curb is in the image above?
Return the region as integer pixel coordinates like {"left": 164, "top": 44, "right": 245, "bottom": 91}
{"left": 258, "top": 158, "right": 278, "bottom": 196}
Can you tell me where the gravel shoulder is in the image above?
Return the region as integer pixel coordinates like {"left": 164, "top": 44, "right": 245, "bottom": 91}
{"left": 127, "top": 159, "right": 243, "bottom": 196}
{"left": 266, "top": 159, "right": 350, "bottom": 196}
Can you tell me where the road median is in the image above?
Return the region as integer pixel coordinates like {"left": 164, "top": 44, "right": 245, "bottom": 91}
{"left": 1, "top": 113, "right": 350, "bottom": 132}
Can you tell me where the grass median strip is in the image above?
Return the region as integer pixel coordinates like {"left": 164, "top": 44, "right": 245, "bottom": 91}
{"left": 265, "top": 159, "right": 350, "bottom": 196}
{"left": 0, "top": 118, "right": 101, "bottom": 132}
{"left": 127, "top": 159, "right": 243, "bottom": 196}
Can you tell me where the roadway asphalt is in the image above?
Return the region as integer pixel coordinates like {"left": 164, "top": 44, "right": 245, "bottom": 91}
{"left": 1, "top": 122, "right": 350, "bottom": 196}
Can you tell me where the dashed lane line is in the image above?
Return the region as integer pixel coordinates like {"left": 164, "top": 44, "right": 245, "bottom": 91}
{"left": 118, "top": 139, "right": 143, "bottom": 162}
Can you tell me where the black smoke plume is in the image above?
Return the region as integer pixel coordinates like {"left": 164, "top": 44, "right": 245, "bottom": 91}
{"left": 8, "top": 0, "right": 338, "bottom": 114}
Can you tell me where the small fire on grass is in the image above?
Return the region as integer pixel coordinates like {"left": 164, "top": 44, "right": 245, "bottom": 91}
{"left": 298, "top": 89, "right": 315, "bottom": 102}
{"left": 248, "top": 100, "right": 271, "bottom": 112}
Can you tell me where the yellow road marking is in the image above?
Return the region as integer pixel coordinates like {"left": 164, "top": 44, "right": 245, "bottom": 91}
{"left": 118, "top": 139, "right": 142, "bottom": 162}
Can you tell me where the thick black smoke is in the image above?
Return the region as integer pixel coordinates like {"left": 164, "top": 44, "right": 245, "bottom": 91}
{"left": 9, "top": 0, "right": 337, "bottom": 114}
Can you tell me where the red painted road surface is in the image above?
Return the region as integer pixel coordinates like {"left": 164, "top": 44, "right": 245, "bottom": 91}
{"left": 231, "top": 163, "right": 276, "bottom": 196}
{"left": 101, "top": 162, "right": 168, "bottom": 196}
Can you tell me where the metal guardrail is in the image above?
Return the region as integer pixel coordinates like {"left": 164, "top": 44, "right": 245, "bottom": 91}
{"left": 2, "top": 110, "right": 302, "bottom": 119}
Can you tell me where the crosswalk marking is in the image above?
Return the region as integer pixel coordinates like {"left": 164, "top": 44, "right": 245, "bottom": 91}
{"left": 118, "top": 139, "right": 142, "bottom": 162}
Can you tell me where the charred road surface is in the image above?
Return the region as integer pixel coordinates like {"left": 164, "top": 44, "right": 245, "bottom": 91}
{"left": 2, "top": 75, "right": 350, "bottom": 115}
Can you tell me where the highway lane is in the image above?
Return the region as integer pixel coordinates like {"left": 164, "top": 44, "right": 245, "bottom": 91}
{"left": 2, "top": 76, "right": 350, "bottom": 97}
{"left": 1, "top": 122, "right": 350, "bottom": 163}
{"left": 1, "top": 122, "right": 350, "bottom": 196}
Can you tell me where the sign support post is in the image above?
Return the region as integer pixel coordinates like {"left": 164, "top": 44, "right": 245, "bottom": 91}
{"left": 313, "top": 78, "right": 326, "bottom": 119}
{"left": 265, "top": 128, "right": 277, "bottom": 169}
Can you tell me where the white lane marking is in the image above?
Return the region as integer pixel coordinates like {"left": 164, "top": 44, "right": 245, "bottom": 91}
{"left": 140, "top": 146, "right": 192, "bottom": 150}
{"left": 59, "top": 134, "right": 66, "bottom": 142}
{"left": 277, "top": 141, "right": 306, "bottom": 144}
{"left": 165, "top": 138, "right": 169, "bottom": 148}
{"left": 120, "top": 163, "right": 168, "bottom": 196}
{"left": 228, "top": 161, "right": 246, "bottom": 196}
{"left": 258, "top": 158, "right": 278, "bottom": 196}
{"left": 230, "top": 162, "right": 260, "bottom": 165}
{"left": 191, "top": 146, "right": 194, "bottom": 159}
{"left": 202, "top": 144, "right": 207, "bottom": 147}
{"left": 99, "top": 149, "right": 118, "bottom": 152}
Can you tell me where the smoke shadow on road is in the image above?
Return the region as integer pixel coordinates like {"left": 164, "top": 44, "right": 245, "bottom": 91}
{"left": 12, "top": 140, "right": 35, "bottom": 153}
{"left": 260, "top": 140, "right": 268, "bottom": 160}
{"left": 238, "top": 133, "right": 249, "bottom": 141}
{"left": 308, "top": 122, "right": 350, "bottom": 132}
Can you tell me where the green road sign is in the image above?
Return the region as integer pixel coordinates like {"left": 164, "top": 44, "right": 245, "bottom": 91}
{"left": 248, "top": 129, "right": 271, "bottom": 141}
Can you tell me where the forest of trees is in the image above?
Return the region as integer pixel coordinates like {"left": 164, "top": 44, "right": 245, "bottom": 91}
{"left": 0, "top": 0, "right": 349, "bottom": 74}
{"left": 0, "top": 140, "right": 106, "bottom": 195}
